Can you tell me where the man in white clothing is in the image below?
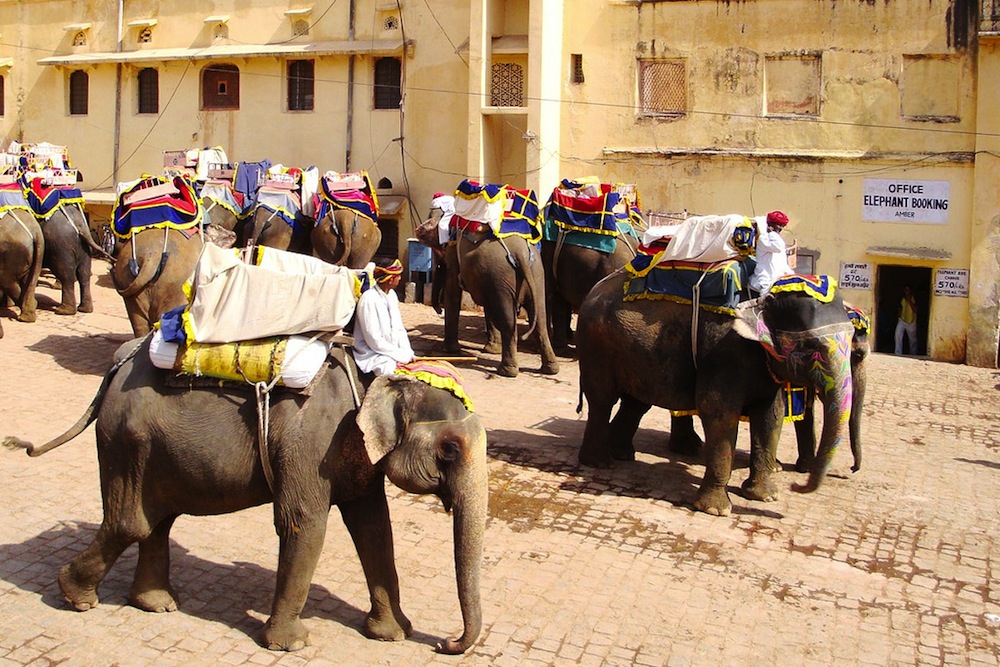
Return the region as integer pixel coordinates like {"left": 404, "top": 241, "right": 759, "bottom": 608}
{"left": 430, "top": 191, "right": 456, "bottom": 246}
{"left": 749, "top": 210, "right": 793, "bottom": 296}
{"left": 351, "top": 258, "right": 415, "bottom": 376}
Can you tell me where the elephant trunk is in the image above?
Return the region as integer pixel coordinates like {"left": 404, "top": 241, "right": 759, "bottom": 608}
{"left": 436, "top": 432, "right": 488, "bottom": 655}
{"left": 792, "top": 335, "right": 854, "bottom": 494}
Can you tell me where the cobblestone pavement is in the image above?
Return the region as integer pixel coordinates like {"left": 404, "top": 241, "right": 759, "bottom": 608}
{"left": 1, "top": 274, "right": 999, "bottom": 667}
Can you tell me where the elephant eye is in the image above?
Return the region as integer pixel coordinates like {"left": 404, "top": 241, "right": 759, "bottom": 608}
{"left": 438, "top": 440, "right": 461, "bottom": 462}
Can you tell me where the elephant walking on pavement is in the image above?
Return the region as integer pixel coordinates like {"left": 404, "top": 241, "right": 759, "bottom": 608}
{"left": 576, "top": 272, "right": 857, "bottom": 516}
{"left": 3, "top": 339, "right": 488, "bottom": 655}
{"left": 0, "top": 208, "right": 45, "bottom": 336}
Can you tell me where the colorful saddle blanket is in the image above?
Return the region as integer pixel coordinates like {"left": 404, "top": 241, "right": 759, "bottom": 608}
{"left": 24, "top": 177, "right": 85, "bottom": 221}
{"left": 541, "top": 217, "right": 640, "bottom": 253}
{"left": 768, "top": 274, "right": 837, "bottom": 303}
{"left": 624, "top": 257, "right": 750, "bottom": 315}
{"left": 316, "top": 170, "right": 379, "bottom": 225}
{"left": 251, "top": 187, "right": 307, "bottom": 234}
{"left": 200, "top": 180, "right": 246, "bottom": 218}
{"left": 0, "top": 181, "right": 31, "bottom": 215}
{"left": 395, "top": 359, "right": 474, "bottom": 412}
{"left": 845, "top": 303, "right": 871, "bottom": 335}
{"left": 113, "top": 175, "right": 202, "bottom": 239}
{"left": 453, "top": 180, "right": 542, "bottom": 242}
{"left": 545, "top": 179, "right": 643, "bottom": 236}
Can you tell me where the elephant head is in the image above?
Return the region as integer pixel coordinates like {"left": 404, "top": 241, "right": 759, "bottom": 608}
{"left": 736, "top": 283, "right": 856, "bottom": 493}
{"left": 357, "top": 373, "right": 488, "bottom": 655}
{"left": 310, "top": 208, "right": 382, "bottom": 269}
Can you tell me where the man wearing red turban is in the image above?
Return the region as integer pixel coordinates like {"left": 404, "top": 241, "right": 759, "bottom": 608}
{"left": 352, "top": 257, "right": 415, "bottom": 376}
{"left": 749, "top": 210, "right": 793, "bottom": 296}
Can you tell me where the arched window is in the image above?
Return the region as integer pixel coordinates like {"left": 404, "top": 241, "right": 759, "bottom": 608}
{"left": 373, "top": 57, "right": 401, "bottom": 110}
{"left": 201, "top": 63, "right": 240, "bottom": 110}
{"left": 137, "top": 68, "right": 159, "bottom": 114}
{"left": 69, "top": 70, "right": 89, "bottom": 115}
{"left": 287, "top": 59, "right": 314, "bottom": 111}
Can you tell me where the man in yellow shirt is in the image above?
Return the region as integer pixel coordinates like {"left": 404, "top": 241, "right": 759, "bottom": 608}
{"left": 894, "top": 284, "right": 918, "bottom": 355}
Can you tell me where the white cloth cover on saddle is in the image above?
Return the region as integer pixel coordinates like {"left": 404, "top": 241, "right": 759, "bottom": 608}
{"left": 453, "top": 189, "right": 505, "bottom": 229}
{"left": 643, "top": 213, "right": 750, "bottom": 263}
{"left": 184, "top": 243, "right": 357, "bottom": 344}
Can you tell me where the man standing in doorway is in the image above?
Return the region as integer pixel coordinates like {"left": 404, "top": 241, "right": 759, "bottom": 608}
{"left": 894, "top": 284, "right": 918, "bottom": 355}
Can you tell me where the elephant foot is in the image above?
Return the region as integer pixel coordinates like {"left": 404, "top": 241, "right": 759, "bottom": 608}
{"left": 78, "top": 302, "right": 94, "bottom": 314}
{"left": 611, "top": 442, "right": 635, "bottom": 461}
{"left": 482, "top": 341, "right": 502, "bottom": 355}
{"left": 130, "top": 586, "right": 179, "bottom": 613}
{"left": 539, "top": 360, "right": 560, "bottom": 375}
{"left": 363, "top": 609, "right": 412, "bottom": 642}
{"left": 262, "top": 616, "right": 309, "bottom": 652}
{"left": 693, "top": 486, "right": 732, "bottom": 516}
{"left": 444, "top": 341, "right": 463, "bottom": 354}
{"left": 17, "top": 312, "right": 37, "bottom": 323}
{"left": 496, "top": 362, "right": 519, "bottom": 378}
{"left": 579, "top": 447, "right": 614, "bottom": 469}
{"left": 794, "top": 456, "right": 813, "bottom": 474}
{"left": 668, "top": 431, "right": 703, "bottom": 456}
{"left": 59, "top": 564, "right": 99, "bottom": 611}
{"left": 741, "top": 476, "right": 779, "bottom": 502}
{"left": 53, "top": 304, "right": 77, "bottom": 316}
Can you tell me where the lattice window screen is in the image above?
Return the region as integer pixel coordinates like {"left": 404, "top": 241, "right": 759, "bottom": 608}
{"left": 490, "top": 62, "right": 525, "bottom": 107}
{"left": 639, "top": 60, "right": 686, "bottom": 115}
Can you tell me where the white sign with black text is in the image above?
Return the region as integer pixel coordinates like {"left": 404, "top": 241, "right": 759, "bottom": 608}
{"left": 838, "top": 262, "right": 872, "bottom": 290}
{"left": 934, "top": 268, "right": 969, "bottom": 297}
{"left": 862, "top": 179, "right": 951, "bottom": 224}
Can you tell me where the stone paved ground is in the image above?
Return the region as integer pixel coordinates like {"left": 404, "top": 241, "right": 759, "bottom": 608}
{"left": 1, "top": 273, "right": 998, "bottom": 667}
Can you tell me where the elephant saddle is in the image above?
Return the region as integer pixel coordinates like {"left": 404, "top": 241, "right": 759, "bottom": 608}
{"left": 112, "top": 174, "right": 201, "bottom": 240}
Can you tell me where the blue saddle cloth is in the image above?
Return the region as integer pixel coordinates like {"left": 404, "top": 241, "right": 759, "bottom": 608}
{"left": 624, "top": 257, "right": 752, "bottom": 314}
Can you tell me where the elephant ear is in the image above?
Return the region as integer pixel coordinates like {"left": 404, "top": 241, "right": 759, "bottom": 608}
{"left": 357, "top": 374, "right": 410, "bottom": 464}
{"left": 734, "top": 295, "right": 769, "bottom": 342}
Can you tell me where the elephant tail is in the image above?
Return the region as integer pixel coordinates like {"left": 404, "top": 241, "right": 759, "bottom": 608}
{"left": 3, "top": 339, "right": 141, "bottom": 456}
{"left": 116, "top": 247, "right": 164, "bottom": 298}
{"left": 66, "top": 205, "right": 115, "bottom": 262}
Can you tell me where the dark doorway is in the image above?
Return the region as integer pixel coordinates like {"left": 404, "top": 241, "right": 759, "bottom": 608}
{"left": 874, "top": 265, "right": 931, "bottom": 356}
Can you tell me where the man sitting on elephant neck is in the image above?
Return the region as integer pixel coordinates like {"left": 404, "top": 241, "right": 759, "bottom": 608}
{"left": 351, "top": 258, "right": 415, "bottom": 376}
{"left": 749, "top": 210, "right": 793, "bottom": 297}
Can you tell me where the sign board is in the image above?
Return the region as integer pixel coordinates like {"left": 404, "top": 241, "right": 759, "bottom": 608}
{"left": 839, "top": 262, "right": 872, "bottom": 290}
{"left": 934, "top": 268, "right": 969, "bottom": 297}
{"left": 862, "top": 179, "right": 950, "bottom": 224}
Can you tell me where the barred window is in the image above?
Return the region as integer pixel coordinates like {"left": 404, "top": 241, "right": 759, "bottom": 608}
{"left": 137, "top": 68, "right": 159, "bottom": 114}
{"left": 201, "top": 63, "right": 240, "bottom": 110}
{"left": 374, "top": 57, "right": 402, "bottom": 109}
{"left": 287, "top": 60, "right": 315, "bottom": 111}
{"left": 69, "top": 70, "right": 89, "bottom": 115}
{"left": 490, "top": 62, "right": 525, "bottom": 107}
{"left": 638, "top": 59, "right": 686, "bottom": 117}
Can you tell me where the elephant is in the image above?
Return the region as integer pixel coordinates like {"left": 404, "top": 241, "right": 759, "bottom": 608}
{"left": 0, "top": 207, "right": 45, "bottom": 334}
{"left": 242, "top": 202, "right": 312, "bottom": 254}
{"left": 111, "top": 228, "right": 205, "bottom": 337}
{"left": 36, "top": 202, "right": 113, "bottom": 315}
{"left": 436, "top": 224, "right": 559, "bottom": 378}
{"left": 311, "top": 208, "right": 382, "bottom": 269}
{"left": 576, "top": 271, "right": 857, "bottom": 516}
{"left": 3, "top": 338, "right": 488, "bottom": 655}
{"left": 541, "top": 229, "right": 638, "bottom": 351}
{"left": 201, "top": 195, "right": 243, "bottom": 248}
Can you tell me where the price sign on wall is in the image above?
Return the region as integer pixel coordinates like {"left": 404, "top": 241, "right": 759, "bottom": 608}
{"left": 934, "top": 268, "right": 969, "bottom": 297}
{"left": 839, "top": 262, "right": 872, "bottom": 290}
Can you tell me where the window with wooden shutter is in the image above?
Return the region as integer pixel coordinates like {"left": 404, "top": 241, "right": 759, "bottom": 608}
{"left": 201, "top": 63, "right": 240, "bottom": 110}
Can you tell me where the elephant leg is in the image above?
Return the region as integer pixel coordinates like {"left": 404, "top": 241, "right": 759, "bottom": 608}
{"left": 741, "top": 399, "right": 782, "bottom": 502}
{"left": 550, "top": 294, "right": 573, "bottom": 352}
{"left": 339, "top": 492, "right": 412, "bottom": 642}
{"left": 693, "top": 411, "right": 740, "bottom": 516}
{"left": 76, "top": 257, "right": 94, "bottom": 313}
{"left": 609, "top": 395, "right": 651, "bottom": 461}
{"left": 793, "top": 392, "right": 817, "bottom": 473}
{"left": 668, "top": 414, "right": 703, "bottom": 455}
{"left": 53, "top": 266, "right": 78, "bottom": 315}
{"left": 59, "top": 522, "right": 135, "bottom": 610}
{"left": 579, "top": 397, "right": 615, "bottom": 468}
{"left": 261, "top": 515, "right": 328, "bottom": 651}
{"left": 130, "top": 515, "right": 179, "bottom": 613}
{"left": 482, "top": 316, "right": 502, "bottom": 355}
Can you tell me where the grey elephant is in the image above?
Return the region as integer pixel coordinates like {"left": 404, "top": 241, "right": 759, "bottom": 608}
{"left": 31, "top": 195, "right": 112, "bottom": 315}
{"left": 577, "top": 271, "right": 857, "bottom": 516}
{"left": 4, "top": 338, "right": 488, "bottom": 655}
{"left": 242, "top": 199, "right": 312, "bottom": 253}
{"left": 0, "top": 207, "right": 45, "bottom": 335}
{"left": 311, "top": 208, "right": 382, "bottom": 268}
{"left": 111, "top": 228, "right": 205, "bottom": 337}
